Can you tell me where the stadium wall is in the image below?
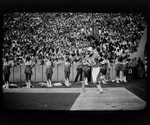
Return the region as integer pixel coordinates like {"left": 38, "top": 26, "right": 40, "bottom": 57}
{"left": 3, "top": 64, "right": 117, "bottom": 83}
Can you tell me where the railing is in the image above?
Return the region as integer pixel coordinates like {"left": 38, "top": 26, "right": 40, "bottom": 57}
{"left": 3, "top": 63, "right": 117, "bottom": 82}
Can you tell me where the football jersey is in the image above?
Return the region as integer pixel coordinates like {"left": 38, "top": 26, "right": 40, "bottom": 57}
{"left": 90, "top": 50, "right": 101, "bottom": 68}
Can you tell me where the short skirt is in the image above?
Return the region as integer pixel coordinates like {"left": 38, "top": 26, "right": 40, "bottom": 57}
{"left": 3, "top": 65, "right": 11, "bottom": 74}
{"left": 45, "top": 67, "right": 53, "bottom": 75}
{"left": 24, "top": 66, "right": 33, "bottom": 75}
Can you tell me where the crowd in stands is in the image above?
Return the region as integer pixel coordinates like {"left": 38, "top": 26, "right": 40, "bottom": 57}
{"left": 127, "top": 57, "right": 148, "bottom": 79}
{"left": 3, "top": 13, "right": 147, "bottom": 67}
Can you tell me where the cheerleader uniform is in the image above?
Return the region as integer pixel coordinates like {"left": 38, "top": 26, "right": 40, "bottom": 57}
{"left": 64, "top": 61, "right": 71, "bottom": 86}
{"left": 24, "top": 60, "right": 34, "bottom": 88}
{"left": 45, "top": 60, "right": 54, "bottom": 87}
{"left": 24, "top": 60, "right": 33, "bottom": 82}
{"left": 3, "top": 62, "right": 12, "bottom": 82}
{"left": 45, "top": 61, "right": 54, "bottom": 81}
{"left": 3, "top": 62, "right": 12, "bottom": 89}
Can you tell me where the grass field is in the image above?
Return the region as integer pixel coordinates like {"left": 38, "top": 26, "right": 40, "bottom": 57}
{"left": 2, "top": 79, "right": 147, "bottom": 110}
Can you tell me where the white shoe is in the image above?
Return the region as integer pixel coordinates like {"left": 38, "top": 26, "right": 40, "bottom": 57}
{"left": 97, "top": 90, "right": 103, "bottom": 94}
{"left": 65, "top": 83, "right": 70, "bottom": 86}
{"left": 116, "top": 80, "right": 120, "bottom": 83}
{"left": 119, "top": 79, "right": 123, "bottom": 82}
{"left": 112, "top": 80, "right": 115, "bottom": 82}
{"left": 124, "top": 80, "right": 127, "bottom": 82}
{"left": 85, "top": 83, "right": 89, "bottom": 85}
{"left": 6, "top": 87, "right": 9, "bottom": 89}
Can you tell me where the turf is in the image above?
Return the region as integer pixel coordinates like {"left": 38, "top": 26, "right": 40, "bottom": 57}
{"left": 2, "top": 79, "right": 147, "bottom": 110}
{"left": 2, "top": 93, "right": 80, "bottom": 110}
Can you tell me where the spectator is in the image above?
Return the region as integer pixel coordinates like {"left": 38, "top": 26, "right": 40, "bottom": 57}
{"left": 127, "top": 58, "right": 133, "bottom": 81}
{"left": 132, "top": 58, "right": 138, "bottom": 79}
{"left": 137, "top": 57, "right": 145, "bottom": 79}
{"left": 3, "top": 13, "right": 147, "bottom": 84}
{"left": 75, "top": 58, "right": 83, "bottom": 83}
{"left": 144, "top": 57, "right": 148, "bottom": 78}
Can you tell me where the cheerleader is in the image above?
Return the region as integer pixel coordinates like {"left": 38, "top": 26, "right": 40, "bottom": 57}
{"left": 45, "top": 57, "right": 54, "bottom": 87}
{"left": 64, "top": 57, "right": 72, "bottom": 86}
{"left": 89, "top": 47, "right": 103, "bottom": 93}
{"left": 3, "top": 57, "right": 15, "bottom": 89}
{"left": 24, "top": 56, "right": 35, "bottom": 88}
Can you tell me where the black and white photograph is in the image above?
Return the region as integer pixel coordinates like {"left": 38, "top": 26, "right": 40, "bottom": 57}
{"left": 1, "top": 0, "right": 149, "bottom": 124}
{"left": 2, "top": 12, "right": 147, "bottom": 111}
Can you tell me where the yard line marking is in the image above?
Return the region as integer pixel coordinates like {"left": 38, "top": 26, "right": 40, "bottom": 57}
{"left": 70, "top": 88, "right": 146, "bottom": 110}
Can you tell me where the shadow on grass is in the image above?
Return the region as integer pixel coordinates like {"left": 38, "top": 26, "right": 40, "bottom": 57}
{"left": 3, "top": 93, "right": 80, "bottom": 110}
